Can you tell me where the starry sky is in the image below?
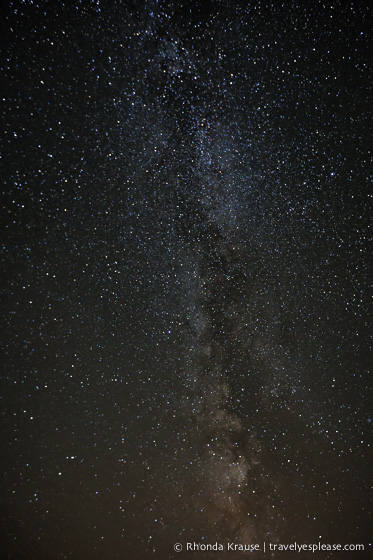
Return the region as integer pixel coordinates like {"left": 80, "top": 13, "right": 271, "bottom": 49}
{"left": 1, "top": 1, "right": 372, "bottom": 559}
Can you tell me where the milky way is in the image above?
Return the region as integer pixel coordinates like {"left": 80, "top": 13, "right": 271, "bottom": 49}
{"left": 1, "top": 1, "right": 372, "bottom": 559}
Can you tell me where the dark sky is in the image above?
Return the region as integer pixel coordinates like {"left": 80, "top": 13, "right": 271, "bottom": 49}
{"left": 1, "top": 1, "right": 372, "bottom": 559}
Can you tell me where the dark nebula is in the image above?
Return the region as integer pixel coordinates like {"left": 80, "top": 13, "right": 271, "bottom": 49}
{"left": 1, "top": 1, "right": 371, "bottom": 559}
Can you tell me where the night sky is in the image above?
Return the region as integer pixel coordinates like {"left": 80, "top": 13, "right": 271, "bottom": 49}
{"left": 1, "top": 1, "right": 372, "bottom": 559}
